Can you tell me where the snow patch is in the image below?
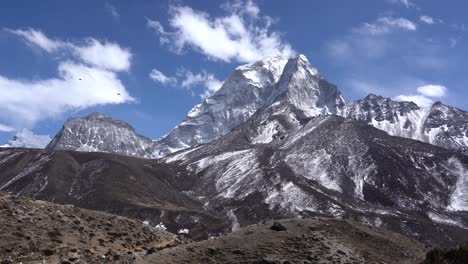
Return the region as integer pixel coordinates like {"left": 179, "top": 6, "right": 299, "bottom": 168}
{"left": 178, "top": 229, "right": 189, "bottom": 234}
{"left": 428, "top": 212, "right": 464, "bottom": 227}
{"left": 447, "top": 158, "right": 468, "bottom": 211}
{"left": 227, "top": 209, "right": 240, "bottom": 232}
{"left": 285, "top": 150, "right": 341, "bottom": 192}
{"left": 251, "top": 120, "right": 281, "bottom": 144}
{"left": 155, "top": 222, "right": 167, "bottom": 230}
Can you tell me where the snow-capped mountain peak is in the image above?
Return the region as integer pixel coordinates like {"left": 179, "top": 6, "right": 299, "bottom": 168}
{"left": 1, "top": 129, "right": 51, "bottom": 149}
{"left": 46, "top": 112, "right": 154, "bottom": 157}
{"left": 45, "top": 53, "right": 468, "bottom": 157}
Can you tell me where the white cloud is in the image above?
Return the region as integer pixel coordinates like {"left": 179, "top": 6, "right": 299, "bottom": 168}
{"left": 147, "top": 1, "right": 294, "bottom": 63}
{"left": 2, "top": 28, "right": 134, "bottom": 127}
{"left": 180, "top": 70, "right": 223, "bottom": 99}
{"left": 149, "top": 69, "right": 177, "bottom": 85}
{"left": 6, "top": 28, "right": 65, "bottom": 52}
{"left": 7, "top": 28, "right": 131, "bottom": 72}
{"left": 0, "top": 124, "right": 14, "bottom": 132}
{"left": 417, "top": 84, "right": 447, "bottom": 97}
{"left": 74, "top": 39, "right": 131, "bottom": 71}
{"left": 394, "top": 94, "right": 434, "bottom": 107}
{"left": 420, "top": 15, "right": 435, "bottom": 25}
{"left": 328, "top": 17, "right": 416, "bottom": 61}
{"left": 0, "top": 62, "right": 134, "bottom": 127}
{"left": 149, "top": 68, "right": 223, "bottom": 99}
{"left": 355, "top": 17, "right": 417, "bottom": 35}
{"left": 105, "top": 2, "right": 119, "bottom": 20}
{"left": 388, "top": 0, "right": 414, "bottom": 8}
{"left": 395, "top": 84, "right": 448, "bottom": 107}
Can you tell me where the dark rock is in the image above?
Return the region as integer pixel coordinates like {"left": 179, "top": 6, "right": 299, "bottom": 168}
{"left": 271, "top": 222, "right": 287, "bottom": 232}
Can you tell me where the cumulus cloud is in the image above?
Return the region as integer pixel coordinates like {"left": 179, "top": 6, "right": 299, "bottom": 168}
{"left": 0, "top": 124, "right": 15, "bottom": 133}
{"left": 149, "top": 69, "right": 177, "bottom": 85}
{"left": 395, "top": 84, "right": 448, "bottom": 107}
{"left": 2, "top": 28, "right": 134, "bottom": 127}
{"left": 7, "top": 28, "right": 131, "bottom": 71}
{"left": 417, "top": 84, "right": 447, "bottom": 97}
{"left": 394, "top": 94, "right": 434, "bottom": 107}
{"left": 147, "top": 0, "right": 294, "bottom": 63}
{"left": 149, "top": 68, "right": 223, "bottom": 99}
{"left": 354, "top": 17, "right": 417, "bottom": 35}
{"left": 420, "top": 15, "right": 435, "bottom": 25}
{"left": 73, "top": 39, "right": 131, "bottom": 71}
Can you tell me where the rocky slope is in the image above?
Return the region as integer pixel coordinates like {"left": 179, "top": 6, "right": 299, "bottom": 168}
{"left": 163, "top": 115, "right": 468, "bottom": 246}
{"left": 46, "top": 112, "right": 155, "bottom": 157}
{"left": 0, "top": 193, "right": 430, "bottom": 264}
{"left": 0, "top": 192, "right": 182, "bottom": 264}
{"left": 421, "top": 242, "right": 468, "bottom": 264}
{"left": 141, "top": 218, "right": 427, "bottom": 264}
{"left": 0, "top": 147, "right": 229, "bottom": 240}
{"left": 1, "top": 129, "right": 51, "bottom": 149}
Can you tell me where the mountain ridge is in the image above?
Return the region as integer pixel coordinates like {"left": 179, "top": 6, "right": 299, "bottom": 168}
{"left": 40, "top": 54, "right": 468, "bottom": 158}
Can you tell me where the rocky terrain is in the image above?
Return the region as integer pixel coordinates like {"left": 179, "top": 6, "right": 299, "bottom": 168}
{"left": 0, "top": 192, "right": 183, "bottom": 264}
{"left": 1, "top": 115, "right": 468, "bottom": 247}
{"left": 0, "top": 194, "right": 430, "bottom": 264}
{"left": 421, "top": 242, "right": 468, "bottom": 264}
{"left": 0, "top": 53, "right": 467, "bottom": 263}
{"left": 141, "top": 218, "right": 428, "bottom": 264}
{"left": 0, "top": 147, "right": 230, "bottom": 240}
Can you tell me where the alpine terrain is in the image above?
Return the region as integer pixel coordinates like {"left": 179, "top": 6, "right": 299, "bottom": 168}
{"left": 1, "top": 54, "right": 468, "bottom": 263}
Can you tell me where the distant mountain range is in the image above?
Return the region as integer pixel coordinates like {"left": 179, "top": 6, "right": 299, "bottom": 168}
{"left": 30, "top": 54, "right": 467, "bottom": 158}
{"left": 1, "top": 129, "right": 51, "bottom": 149}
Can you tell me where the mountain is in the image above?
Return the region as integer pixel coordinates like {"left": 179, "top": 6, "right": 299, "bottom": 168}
{"left": 2, "top": 116, "right": 468, "bottom": 245}
{"left": 152, "top": 55, "right": 288, "bottom": 157}
{"left": 162, "top": 114, "right": 468, "bottom": 246}
{"left": 0, "top": 192, "right": 181, "bottom": 263}
{"left": 10, "top": 53, "right": 468, "bottom": 246}
{"left": 46, "top": 112, "right": 156, "bottom": 157}
{"left": 346, "top": 94, "right": 468, "bottom": 155}
{"left": 46, "top": 54, "right": 468, "bottom": 158}
{"left": 1, "top": 129, "right": 51, "bottom": 149}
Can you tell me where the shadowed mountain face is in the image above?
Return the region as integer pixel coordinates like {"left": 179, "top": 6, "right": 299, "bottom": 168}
{"left": 0, "top": 148, "right": 230, "bottom": 240}
{"left": 162, "top": 115, "right": 468, "bottom": 246}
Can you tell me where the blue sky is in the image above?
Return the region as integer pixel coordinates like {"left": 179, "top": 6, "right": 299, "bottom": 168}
{"left": 0, "top": 0, "right": 466, "bottom": 143}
